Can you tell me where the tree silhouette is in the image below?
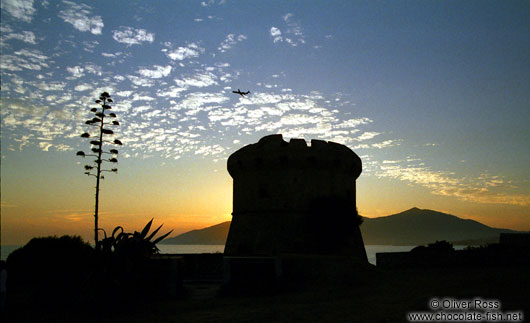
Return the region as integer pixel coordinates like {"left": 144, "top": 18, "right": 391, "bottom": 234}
{"left": 76, "top": 92, "right": 122, "bottom": 249}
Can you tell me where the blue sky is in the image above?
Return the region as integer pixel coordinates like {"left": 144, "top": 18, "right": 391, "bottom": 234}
{"left": 1, "top": 0, "right": 529, "bottom": 244}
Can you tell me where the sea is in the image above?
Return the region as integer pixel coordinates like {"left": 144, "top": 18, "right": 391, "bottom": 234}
{"left": 2, "top": 244, "right": 467, "bottom": 265}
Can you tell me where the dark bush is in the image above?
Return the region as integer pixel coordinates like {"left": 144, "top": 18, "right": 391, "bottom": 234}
{"left": 6, "top": 235, "right": 95, "bottom": 308}
{"left": 412, "top": 240, "right": 454, "bottom": 254}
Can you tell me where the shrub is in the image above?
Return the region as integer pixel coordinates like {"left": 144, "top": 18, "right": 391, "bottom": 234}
{"left": 6, "top": 235, "right": 95, "bottom": 307}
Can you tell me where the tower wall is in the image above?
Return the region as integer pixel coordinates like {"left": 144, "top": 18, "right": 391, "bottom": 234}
{"left": 224, "top": 134, "right": 366, "bottom": 260}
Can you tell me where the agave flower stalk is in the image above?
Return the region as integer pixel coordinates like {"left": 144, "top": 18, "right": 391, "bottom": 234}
{"left": 76, "top": 92, "right": 122, "bottom": 249}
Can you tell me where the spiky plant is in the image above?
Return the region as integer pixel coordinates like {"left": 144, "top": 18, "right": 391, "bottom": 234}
{"left": 100, "top": 218, "right": 174, "bottom": 258}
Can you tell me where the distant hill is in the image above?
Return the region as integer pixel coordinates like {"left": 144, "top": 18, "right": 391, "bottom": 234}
{"left": 360, "top": 207, "right": 518, "bottom": 245}
{"left": 161, "top": 221, "right": 230, "bottom": 245}
{"left": 161, "top": 208, "right": 520, "bottom": 246}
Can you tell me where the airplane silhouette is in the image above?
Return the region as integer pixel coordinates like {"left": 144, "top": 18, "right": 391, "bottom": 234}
{"left": 232, "top": 89, "right": 251, "bottom": 97}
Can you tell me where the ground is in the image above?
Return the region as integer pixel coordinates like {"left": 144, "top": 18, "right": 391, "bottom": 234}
{"left": 6, "top": 265, "right": 529, "bottom": 323}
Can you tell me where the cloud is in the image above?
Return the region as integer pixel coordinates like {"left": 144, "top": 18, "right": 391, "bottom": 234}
{"left": 116, "top": 91, "right": 133, "bottom": 97}
{"left": 200, "top": 0, "right": 225, "bottom": 7}
{"left": 214, "top": 92, "right": 376, "bottom": 147}
{"left": 66, "top": 66, "right": 84, "bottom": 78}
{"left": 84, "top": 64, "right": 102, "bottom": 76}
{"left": 58, "top": 0, "right": 104, "bottom": 35}
{"left": 74, "top": 84, "right": 92, "bottom": 91}
{"left": 82, "top": 40, "right": 99, "bottom": 52}
{"left": 172, "top": 92, "right": 228, "bottom": 114}
{"left": 371, "top": 139, "right": 400, "bottom": 149}
{"left": 164, "top": 43, "right": 204, "bottom": 60}
{"left": 270, "top": 27, "right": 283, "bottom": 43}
{"left": 113, "top": 27, "right": 154, "bottom": 45}
{"left": 127, "top": 75, "right": 155, "bottom": 87}
{"left": 101, "top": 52, "right": 121, "bottom": 58}
{"left": 156, "top": 86, "right": 187, "bottom": 98}
{"left": 174, "top": 72, "right": 218, "bottom": 88}
{"left": 195, "top": 144, "right": 225, "bottom": 156}
{"left": 270, "top": 13, "right": 305, "bottom": 46}
{"left": 218, "top": 34, "right": 247, "bottom": 52}
{"left": 356, "top": 132, "right": 380, "bottom": 141}
{"left": 131, "top": 93, "right": 155, "bottom": 102}
{"left": 36, "top": 81, "right": 66, "bottom": 91}
{"left": 137, "top": 65, "right": 172, "bottom": 79}
{"left": 14, "top": 48, "right": 47, "bottom": 60}
{"left": 337, "top": 118, "right": 372, "bottom": 128}
{"left": 0, "top": 100, "right": 79, "bottom": 152}
{"left": 374, "top": 160, "right": 530, "bottom": 207}
{"left": 2, "top": 0, "right": 36, "bottom": 22}
{"left": 3, "top": 30, "right": 36, "bottom": 44}
{"left": 1, "top": 49, "right": 49, "bottom": 71}
{"left": 201, "top": 0, "right": 214, "bottom": 7}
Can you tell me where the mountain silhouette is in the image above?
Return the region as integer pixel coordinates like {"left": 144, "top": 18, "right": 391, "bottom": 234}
{"left": 361, "top": 207, "right": 518, "bottom": 245}
{"left": 161, "top": 221, "right": 231, "bottom": 245}
{"left": 161, "top": 208, "right": 520, "bottom": 246}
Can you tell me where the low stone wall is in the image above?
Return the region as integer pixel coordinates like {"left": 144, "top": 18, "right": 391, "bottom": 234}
{"left": 376, "top": 247, "right": 530, "bottom": 269}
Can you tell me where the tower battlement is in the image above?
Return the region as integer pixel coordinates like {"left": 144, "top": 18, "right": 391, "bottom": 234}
{"left": 227, "top": 134, "right": 362, "bottom": 178}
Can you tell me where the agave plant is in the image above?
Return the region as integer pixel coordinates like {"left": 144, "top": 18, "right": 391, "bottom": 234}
{"left": 77, "top": 92, "right": 122, "bottom": 249}
{"left": 100, "top": 219, "right": 173, "bottom": 258}
{"left": 96, "top": 219, "right": 174, "bottom": 298}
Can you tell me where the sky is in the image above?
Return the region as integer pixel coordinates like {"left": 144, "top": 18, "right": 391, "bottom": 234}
{"left": 1, "top": 0, "right": 529, "bottom": 245}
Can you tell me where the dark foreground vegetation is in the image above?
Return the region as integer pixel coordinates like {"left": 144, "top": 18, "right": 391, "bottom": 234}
{"left": 4, "top": 237, "right": 529, "bottom": 322}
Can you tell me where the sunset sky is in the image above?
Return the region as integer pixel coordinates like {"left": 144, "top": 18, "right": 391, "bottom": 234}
{"left": 1, "top": 0, "right": 529, "bottom": 245}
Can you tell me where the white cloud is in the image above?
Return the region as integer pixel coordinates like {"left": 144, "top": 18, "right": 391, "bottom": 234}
{"left": 1, "top": 56, "right": 25, "bottom": 71}
{"left": 236, "top": 92, "right": 286, "bottom": 106}
{"left": 157, "top": 86, "right": 187, "bottom": 98}
{"left": 74, "top": 84, "right": 92, "bottom": 91}
{"left": 3, "top": 0, "right": 36, "bottom": 23}
{"left": 356, "top": 131, "right": 381, "bottom": 141}
{"left": 84, "top": 64, "right": 102, "bottom": 76}
{"left": 113, "top": 26, "right": 154, "bottom": 45}
{"left": 14, "top": 48, "right": 47, "bottom": 60}
{"left": 131, "top": 93, "right": 155, "bottom": 102}
{"left": 337, "top": 118, "right": 372, "bottom": 128}
{"left": 3, "top": 30, "right": 36, "bottom": 44}
{"left": 37, "top": 81, "right": 66, "bottom": 91}
{"left": 371, "top": 140, "right": 400, "bottom": 149}
{"left": 195, "top": 144, "right": 225, "bottom": 156}
{"left": 218, "top": 33, "right": 247, "bottom": 52}
{"left": 0, "top": 101, "right": 80, "bottom": 153}
{"left": 271, "top": 13, "right": 305, "bottom": 46}
{"left": 127, "top": 75, "right": 155, "bottom": 87}
{"left": 375, "top": 162, "right": 530, "bottom": 206}
{"left": 58, "top": 0, "right": 104, "bottom": 35}
{"left": 116, "top": 91, "right": 133, "bottom": 97}
{"left": 173, "top": 92, "right": 228, "bottom": 113}
{"left": 165, "top": 43, "right": 204, "bottom": 60}
{"left": 1, "top": 49, "right": 49, "bottom": 71}
{"left": 270, "top": 27, "right": 283, "bottom": 43}
{"left": 137, "top": 65, "right": 172, "bottom": 79}
{"left": 39, "top": 142, "right": 53, "bottom": 151}
{"left": 0, "top": 25, "right": 13, "bottom": 33}
{"left": 175, "top": 72, "right": 218, "bottom": 88}
{"left": 283, "top": 13, "right": 293, "bottom": 21}
{"left": 199, "top": 0, "right": 225, "bottom": 7}
{"left": 67, "top": 66, "right": 84, "bottom": 78}
{"left": 82, "top": 40, "right": 99, "bottom": 52}
{"left": 201, "top": 0, "right": 214, "bottom": 7}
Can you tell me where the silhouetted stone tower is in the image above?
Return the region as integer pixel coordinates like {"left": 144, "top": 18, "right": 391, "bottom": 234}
{"left": 225, "top": 134, "right": 367, "bottom": 261}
